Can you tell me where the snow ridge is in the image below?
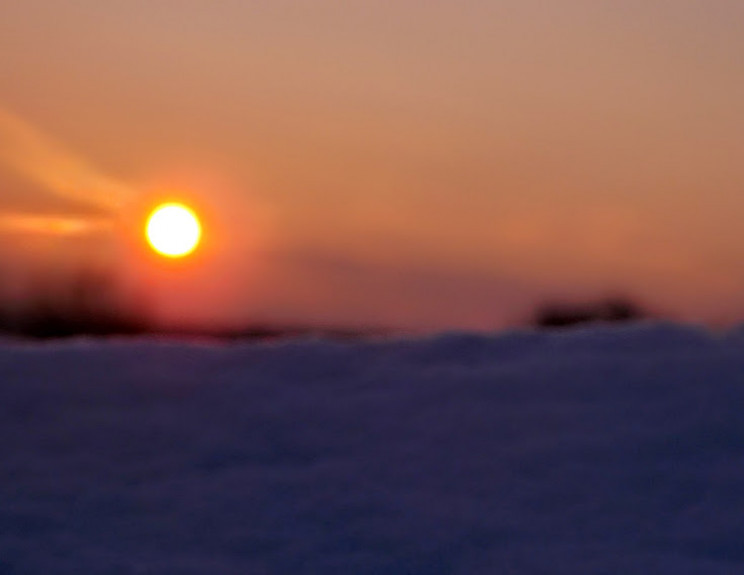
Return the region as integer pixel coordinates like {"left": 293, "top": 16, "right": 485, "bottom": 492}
{"left": 2, "top": 323, "right": 744, "bottom": 573}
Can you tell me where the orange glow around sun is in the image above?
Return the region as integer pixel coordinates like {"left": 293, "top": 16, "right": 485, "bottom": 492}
{"left": 145, "top": 202, "right": 202, "bottom": 258}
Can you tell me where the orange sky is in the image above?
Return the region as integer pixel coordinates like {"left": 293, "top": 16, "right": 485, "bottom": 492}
{"left": 1, "top": 1, "right": 743, "bottom": 330}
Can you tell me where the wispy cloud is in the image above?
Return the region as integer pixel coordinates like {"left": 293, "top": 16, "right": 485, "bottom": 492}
{"left": 0, "top": 107, "right": 135, "bottom": 217}
{"left": 0, "top": 212, "right": 112, "bottom": 236}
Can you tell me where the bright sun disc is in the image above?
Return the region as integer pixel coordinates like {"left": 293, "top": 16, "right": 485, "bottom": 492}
{"left": 145, "top": 203, "right": 202, "bottom": 258}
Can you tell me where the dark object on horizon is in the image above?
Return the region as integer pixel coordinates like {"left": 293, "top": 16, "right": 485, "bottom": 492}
{"left": 0, "top": 268, "right": 151, "bottom": 339}
{"left": 0, "top": 267, "right": 381, "bottom": 341}
{"left": 533, "top": 298, "right": 647, "bottom": 329}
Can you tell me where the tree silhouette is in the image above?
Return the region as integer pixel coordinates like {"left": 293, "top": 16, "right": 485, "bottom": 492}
{"left": 0, "top": 267, "right": 151, "bottom": 338}
{"left": 533, "top": 297, "right": 647, "bottom": 329}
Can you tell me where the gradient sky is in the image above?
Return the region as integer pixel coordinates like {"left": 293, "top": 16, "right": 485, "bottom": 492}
{"left": 1, "top": 1, "right": 743, "bottom": 330}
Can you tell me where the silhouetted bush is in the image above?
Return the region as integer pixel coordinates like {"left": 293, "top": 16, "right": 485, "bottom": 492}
{"left": 533, "top": 297, "right": 647, "bottom": 329}
{"left": 0, "top": 268, "right": 151, "bottom": 339}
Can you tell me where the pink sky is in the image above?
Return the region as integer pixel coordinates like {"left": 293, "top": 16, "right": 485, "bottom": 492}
{"left": 1, "top": 1, "right": 743, "bottom": 330}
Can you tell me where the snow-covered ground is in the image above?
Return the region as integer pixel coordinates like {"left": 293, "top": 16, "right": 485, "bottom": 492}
{"left": 2, "top": 323, "right": 744, "bottom": 574}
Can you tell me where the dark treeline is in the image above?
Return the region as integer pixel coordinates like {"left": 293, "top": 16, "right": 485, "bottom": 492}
{"left": 0, "top": 268, "right": 380, "bottom": 341}
{"left": 532, "top": 297, "right": 649, "bottom": 329}
{"left": 0, "top": 269, "right": 151, "bottom": 339}
{"left": 0, "top": 264, "right": 652, "bottom": 339}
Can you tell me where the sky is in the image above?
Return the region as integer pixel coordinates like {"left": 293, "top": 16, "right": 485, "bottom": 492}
{"left": 0, "top": 1, "right": 743, "bottom": 330}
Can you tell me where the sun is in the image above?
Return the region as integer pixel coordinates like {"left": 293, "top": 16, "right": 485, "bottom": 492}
{"left": 145, "top": 202, "right": 202, "bottom": 258}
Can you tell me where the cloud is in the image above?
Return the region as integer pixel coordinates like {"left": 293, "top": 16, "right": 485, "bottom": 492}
{"left": 249, "top": 247, "right": 537, "bottom": 330}
{"left": 0, "top": 212, "right": 112, "bottom": 236}
{"left": 0, "top": 107, "right": 135, "bottom": 215}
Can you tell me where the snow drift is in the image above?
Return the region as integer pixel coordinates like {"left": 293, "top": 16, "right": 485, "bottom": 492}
{"left": 2, "top": 323, "right": 744, "bottom": 573}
